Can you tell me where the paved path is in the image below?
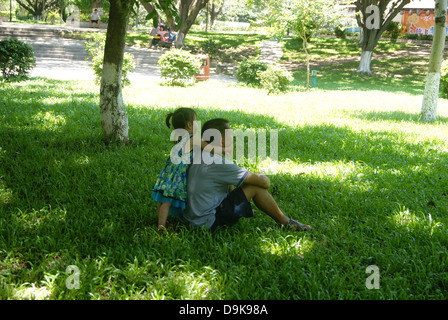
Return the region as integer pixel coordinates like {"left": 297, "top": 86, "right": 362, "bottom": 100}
{"left": 31, "top": 45, "right": 236, "bottom": 84}
{"left": 2, "top": 22, "right": 282, "bottom": 83}
{"left": 32, "top": 50, "right": 239, "bottom": 84}
{"left": 259, "top": 39, "right": 283, "bottom": 64}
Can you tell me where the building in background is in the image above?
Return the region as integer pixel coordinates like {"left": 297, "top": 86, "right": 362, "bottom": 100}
{"left": 394, "top": 0, "right": 441, "bottom": 35}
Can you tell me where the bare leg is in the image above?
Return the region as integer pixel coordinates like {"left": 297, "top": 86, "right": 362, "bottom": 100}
{"left": 157, "top": 202, "right": 171, "bottom": 230}
{"left": 241, "top": 184, "right": 311, "bottom": 230}
{"left": 241, "top": 184, "right": 289, "bottom": 225}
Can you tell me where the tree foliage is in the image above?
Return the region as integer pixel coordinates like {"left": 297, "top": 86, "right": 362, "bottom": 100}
{"left": 0, "top": 38, "right": 36, "bottom": 80}
{"left": 355, "top": 0, "right": 410, "bottom": 73}
{"left": 140, "top": 0, "right": 209, "bottom": 36}
{"left": 158, "top": 48, "right": 202, "bottom": 85}
{"left": 16, "top": 0, "right": 60, "bottom": 19}
{"left": 263, "top": 0, "right": 340, "bottom": 89}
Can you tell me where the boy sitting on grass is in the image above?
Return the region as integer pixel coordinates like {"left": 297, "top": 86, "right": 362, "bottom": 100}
{"left": 179, "top": 118, "right": 312, "bottom": 232}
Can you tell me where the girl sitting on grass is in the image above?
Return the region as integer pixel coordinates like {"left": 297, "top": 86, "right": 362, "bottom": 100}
{"left": 151, "top": 108, "right": 230, "bottom": 232}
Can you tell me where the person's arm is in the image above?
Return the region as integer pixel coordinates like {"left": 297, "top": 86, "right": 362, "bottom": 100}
{"left": 243, "top": 172, "right": 270, "bottom": 190}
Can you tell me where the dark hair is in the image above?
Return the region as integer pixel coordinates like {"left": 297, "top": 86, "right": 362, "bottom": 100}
{"left": 201, "top": 118, "right": 230, "bottom": 143}
{"left": 165, "top": 108, "right": 197, "bottom": 129}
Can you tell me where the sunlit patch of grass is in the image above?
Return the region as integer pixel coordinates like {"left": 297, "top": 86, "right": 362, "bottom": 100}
{"left": 1, "top": 48, "right": 448, "bottom": 301}
{"left": 281, "top": 35, "right": 421, "bottom": 62}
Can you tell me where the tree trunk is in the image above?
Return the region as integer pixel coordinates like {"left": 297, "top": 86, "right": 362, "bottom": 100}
{"left": 355, "top": 0, "right": 410, "bottom": 75}
{"left": 209, "top": 1, "right": 224, "bottom": 27}
{"left": 92, "top": 0, "right": 102, "bottom": 9}
{"left": 99, "top": 0, "right": 131, "bottom": 145}
{"left": 179, "top": 0, "right": 209, "bottom": 35}
{"left": 303, "top": 36, "right": 310, "bottom": 90}
{"left": 300, "top": 21, "right": 310, "bottom": 90}
{"left": 205, "top": 2, "right": 209, "bottom": 32}
{"left": 358, "top": 50, "right": 373, "bottom": 74}
{"left": 147, "top": 0, "right": 209, "bottom": 36}
{"left": 357, "top": 26, "right": 380, "bottom": 74}
{"left": 421, "top": 0, "right": 447, "bottom": 122}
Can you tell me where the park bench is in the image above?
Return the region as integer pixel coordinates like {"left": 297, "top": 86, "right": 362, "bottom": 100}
{"left": 216, "top": 63, "right": 237, "bottom": 75}
{"left": 157, "top": 40, "right": 173, "bottom": 48}
{"left": 153, "top": 31, "right": 185, "bottom": 49}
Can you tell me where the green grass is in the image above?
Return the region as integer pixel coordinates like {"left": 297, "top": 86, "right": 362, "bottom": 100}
{"left": 1, "top": 51, "right": 448, "bottom": 300}
{"left": 281, "top": 36, "right": 421, "bottom": 62}
{"left": 292, "top": 56, "right": 429, "bottom": 95}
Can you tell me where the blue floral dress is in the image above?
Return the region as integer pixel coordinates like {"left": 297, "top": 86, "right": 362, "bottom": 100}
{"left": 151, "top": 134, "right": 193, "bottom": 216}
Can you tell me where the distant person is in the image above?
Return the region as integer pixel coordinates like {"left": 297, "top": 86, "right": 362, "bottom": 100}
{"left": 150, "top": 25, "right": 169, "bottom": 47}
{"left": 90, "top": 9, "right": 100, "bottom": 28}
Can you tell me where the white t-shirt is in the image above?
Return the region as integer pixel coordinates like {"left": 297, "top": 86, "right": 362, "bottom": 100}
{"left": 91, "top": 12, "right": 99, "bottom": 20}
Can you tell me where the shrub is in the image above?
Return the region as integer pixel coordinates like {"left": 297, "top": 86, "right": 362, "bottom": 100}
{"left": 0, "top": 38, "right": 36, "bottom": 80}
{"left": 334, "top": 26, "right": 347, "bottom": 39}
{"left": 200, "top": 37, "right": 222, "bottom": 60}
{"left": 258, "top": 64, "right": 293, "bottom": 94}
{"left": 235, "top": 58, "right": 267, "bottom": 86}
{"left": 440, "top": 59, "right": 448, "bottom": 99}
{"left": 46, "top": 10, "right": 60, "bottom": 23}
{"left": 385, "top": 21, "right": 401, "bottom": 41}
{"left": 158, "top": 49, "right": 202, "bottom": 85}
{"left": 84, "top": 34, "right": 135, "bottom": 87}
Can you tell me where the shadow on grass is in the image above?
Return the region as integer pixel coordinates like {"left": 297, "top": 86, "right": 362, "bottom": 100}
{"left": 1, "top": 79, "right": 447, "bottom": 299}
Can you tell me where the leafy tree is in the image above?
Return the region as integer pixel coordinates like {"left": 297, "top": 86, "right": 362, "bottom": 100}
{"left": 265, "top": 0, "right": 339, "bottom": 89}
{"left": 140, "top": 0, "right": 209, "bottom": 39}
{"left": 15, "top": 0, "right": 60, "bottom": 20}
{"left": 15, "top": 0, "right": 77, "bottom": 21}
{"left": 208, "top": 0, "right": 225, "bottom": 27}
{"left": 355, "top": 0, "right": 410, "bottom": 74}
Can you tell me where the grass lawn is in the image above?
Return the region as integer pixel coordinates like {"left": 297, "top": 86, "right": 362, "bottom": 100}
{"left": 281, "top": 36, "right": 419, "bottom": 62}
{"left": 1, "top": 46, "right": 448, "bottom": 301}
{"left": 292, "top": 56, "right": 429, "bottom": 96}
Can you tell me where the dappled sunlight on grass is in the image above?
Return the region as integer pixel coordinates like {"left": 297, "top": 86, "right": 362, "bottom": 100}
{"left": 281, "top": 36, "right": 420, "bottom": 62}
{"left": 391, "top": 206, "right": 444, "bottom": 237}
{"left": 0, "top": 179, "right": 14, "bottom": 205}
{"left": 1, "top": 73, "right": 448, "bottom": 299}
{"left": 32, "top": 111, "right": 67, "bottom": 131}
{"left": 257, "top": 234, "right": 313, "bottom": 260}
{"left": 13, "top": 283, "right": 53, "bottom": 300}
